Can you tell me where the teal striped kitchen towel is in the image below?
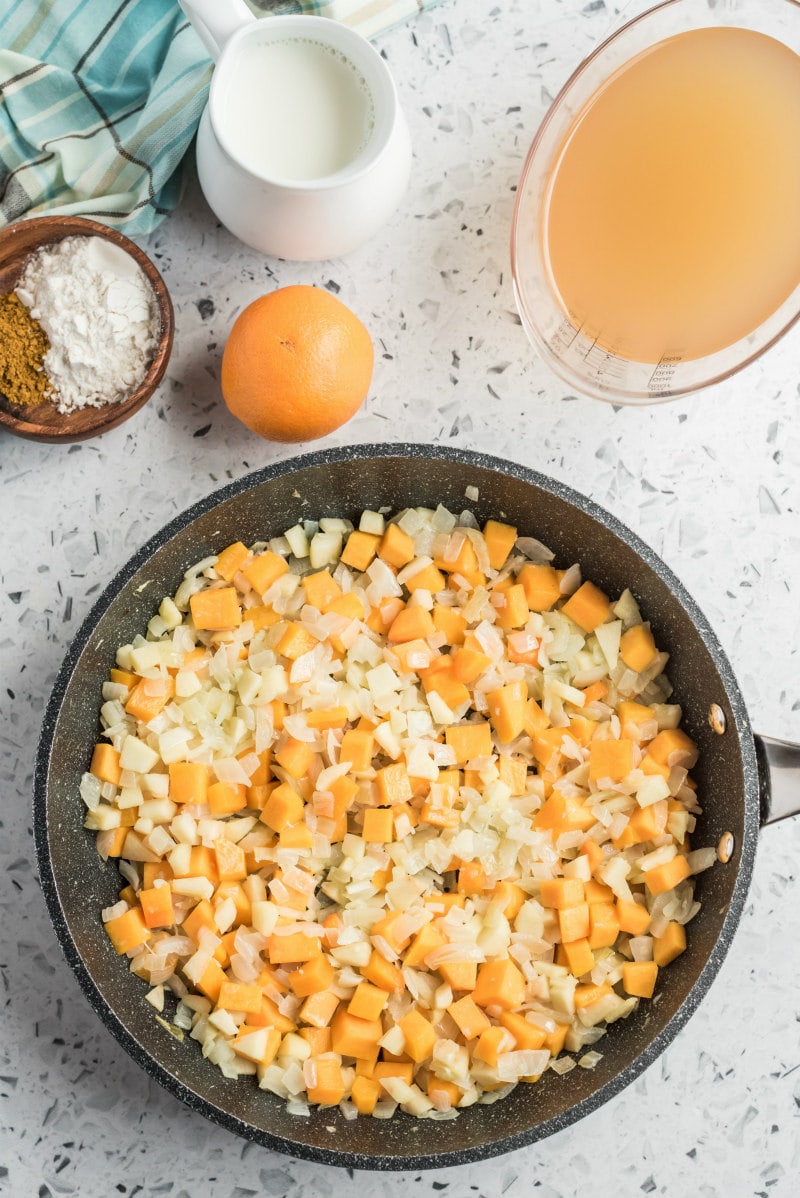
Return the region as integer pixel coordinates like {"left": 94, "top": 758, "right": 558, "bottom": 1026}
{"left": 0, "top": 0, "right": 441, "bottom": 236}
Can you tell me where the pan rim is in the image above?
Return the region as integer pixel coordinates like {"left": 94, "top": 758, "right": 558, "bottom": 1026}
{"left": 33, "top": 442, "right": 760, "bottom": 1169}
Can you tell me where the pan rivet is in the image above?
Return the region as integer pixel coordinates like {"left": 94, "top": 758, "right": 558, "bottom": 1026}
{"left": 708, "top": 704, "right": 726, "bottom": 735}
{"left": 717, "top": 831, "right": 735, "bottom": 863}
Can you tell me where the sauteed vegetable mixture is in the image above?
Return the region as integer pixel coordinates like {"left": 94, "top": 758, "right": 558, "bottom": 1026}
{"left": 82, "top": 501, "right": 716, "bottom": 1119}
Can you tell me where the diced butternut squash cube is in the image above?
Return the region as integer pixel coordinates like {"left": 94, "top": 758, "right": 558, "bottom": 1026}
{"left": 207, "top": 780, "right": 247, "bottom": 816}
{"left": 299, "top": 1026, "right": 332, "bottom": 1054}
{"left": 474, "top": 1025, "right": 516, "bottom": 1066}
{"left": 403, "top": 922, "right": 445, "bottom": 969}
{"left": 539, "top": 877, "right": 585, "bottom": 910}
{"left": 302, "top": 569, "right": 342, "bottom": 612}
{"left": 574, "top": 980, "right": 613, "bottom": 1009}
{"left": 387, "top": 605, "right": 436, "bottom": 643}
{"left": 351, "top": 1075, "right": 382, "bottom": 1115}
{"left": 647, "top": 727, "right": 699, "bottom": 768}
{"left": 486, "top": 680, "right": 527, "bottom": 744}
{"left": 331, "top": 1007, "right": 383, "bottom": 1058}
{"left": 196, "top": 957, "right": 227, "bottom": 1003}
{"left": 362, "top": 806, "right": 394, "bottom": 843}
{"left": 327, "top": 591, "right": 366, "bottom": 622}
{"left": 653, "top": 920, "right": 686, "bottom": 967}
{"left": 370, "top": 909, "right": 412, "bottom": 955}
{"left": 587, "top": 903, "right": 620, "bottom": 950}
{"left": 494, "top": 582, "right": 529, "bottom": 630}
{"left": 306, "top": 1057, "right": 345, "bottom": 1106}
{"left": 437, "top": 960, "right": 478, "bottom": 992}
{"left": 362, "top": 950, "right": 405, "bottom": 993}
{"left": 562, "top": 580, "right": 611, "bottom": 632}
{"left": 109, "top": 668, "right": 138, "bottom": 689}
{"left": 348, "top": 981, "right": 389, "bottom": 1021}
{"left": 558, "top": 902, "right": 590, "bottom": 944}
{"left": 125, "top": 676, "right": 175, "bottom": 724}
{"left": 457, "top": 860, "right": 486, "bottom": 896}
{"left": 448, "top": 995, "right": 491, "bottom": 1041}
{"left": 398, "top": 1007, "right": 436, "bottom": 1063}
{"left": 373, "top": 1061, "right": 415, "bottom": 1087}
{"left": 472, "top": 958, "right": 526, "bottom": 1010}
{"left": 190, "top": 587, "right": 242, "bottom": 630}
{"left": 581, "top": 839, "right": 605, "bottom": 875}
{"left": 543, "top": 1022, "right": 568, "bottom": 1056}
{"left": 482, "top": 519, "right": 517, "bottom": 570}
{"left": 275, "top": 736, "right": 314, "bottom": 780}
{"left": 214, "top": 540, "right": 249, "bottom": 581}
{"left": 169, "top": 761, "right": 208, "bottom": 805}
{"left": 104, "top": 906, "right": 150, "bottom": 954}
{"left": 644, "top": 853, "right": 692, "bottom": 896}
{"left": 242, "top": 551, "right": 288, "bottom": 595}
{"left": 445, "top": 720, "right": 493, "bottom": 764}
{"left": 303, "top": 706, "right": 348, "bottom": 732}
{"left": 419, "top": 657, "right": 470, "bottom": 708}
{"left": 405, "top": 563, "right": 446, "bottom": 596}
{"left": 582, "top": 680, "right": 609, "bottom": 706}
{"left": 339, "top": 729, "right": 374, "bottom": 771}
{"left": 102, "top": 827, "right": 129, "bottom": 858}
{"left": 584, "top": 878, "right": 614, "bottom": 904}
{"left": 622, "top": 960, "right": 659, "bottom": 999}
{"left": 499, "top": 1010, "right": 547, "bottom": 1051}
{"left": 278, "top": 822, "right": 313, "bottom": 851}
{"left": 588, "top": 737, "right": 635, "bottom": 783}
{"left": 218, "top": 981, "right": 263, "bottom": 1014}
{"left": 276, "top": 622, "right": 318, "bottom": 662}
{"left": 491, "top": 879, "right": 526, "bottom": 921}
{"left": 90, "top": 743, "right": 121, "bottom": 786}
{"left": 451, "top": 643, "right": 492, "bottom": 684}
{"left": 497, "top": 756, "right": 528, "bottom": 796}
{"left": 139, "top": 884, "right": 174, "bottom": 930}
{"left": 432, "top": 603, "right": 467, "bottom": 646}
{"left": 246, "top": 605, "right": 281, "bottom": 632}
{"left": 341, "top": 530, "right": 381, "bottom": 572}
{"left": 379, "top": 523, "right": 415, "bottom": 568}
{"left": 560, "top": 937, "right": 594, "bottom": 977}
{"left": 618, "top": 700, "right": 656, "bottom": 734}
{"left": 619, "top": 624, "right": 657, "bottom": 672}
{"left": 519, "top": 563, "right": 562, "bottom": 611}
{"left": 299, "top": 990, "right": 339, "bottom": 1029}
{"left": 427, "top": 1078, "right": 462, "bottom": 1108}
{"left": 268, "top": 931, "right": 321, "bottom": 964}
{"left": 289, "top": 953, "right": 335, "bottom": 997}
{"left": 182, "top": 898, "right": 215, "bottom": 942}
{"left": 615, "top": 899, "right": 651, "bottom": 936}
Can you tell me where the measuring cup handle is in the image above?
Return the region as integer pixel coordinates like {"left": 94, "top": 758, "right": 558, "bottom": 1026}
{"left": 179, "top": 0, "right": 254, "bottom": 61}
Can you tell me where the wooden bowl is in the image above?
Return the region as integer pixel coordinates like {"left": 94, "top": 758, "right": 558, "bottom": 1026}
{"left": 0, "top": 215, "right": 173, "bottom": 443}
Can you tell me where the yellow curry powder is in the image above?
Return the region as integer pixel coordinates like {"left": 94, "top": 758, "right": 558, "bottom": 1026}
{"left": 0, "top": 292, "right": 52, "bottom": 407}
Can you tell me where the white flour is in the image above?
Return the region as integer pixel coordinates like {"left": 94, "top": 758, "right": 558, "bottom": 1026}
{"left": 16, "top": 235, "right": 159, "bottom": 413}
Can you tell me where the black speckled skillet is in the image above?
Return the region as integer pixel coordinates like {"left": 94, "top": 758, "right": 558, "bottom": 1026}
{"left": 33, "top": 444, "right": 799, "bottom": 1170}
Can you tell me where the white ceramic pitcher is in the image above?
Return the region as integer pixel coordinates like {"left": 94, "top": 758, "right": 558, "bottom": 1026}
{"left": 180, "top": 0, "right": 412, "bottom": 261}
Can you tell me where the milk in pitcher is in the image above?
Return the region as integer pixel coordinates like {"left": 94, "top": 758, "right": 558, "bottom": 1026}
{"left": 219, "top": 36, "right": 376, "bottom": 182}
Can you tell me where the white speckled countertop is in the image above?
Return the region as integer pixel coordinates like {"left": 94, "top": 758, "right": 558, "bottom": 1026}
{"left": 2, "top": 1, "right": 799, "bottom": 1194}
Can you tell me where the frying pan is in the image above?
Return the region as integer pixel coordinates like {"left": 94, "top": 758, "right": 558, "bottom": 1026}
{"left": 33, "top": 444, "right": 799, "bottom": 1170}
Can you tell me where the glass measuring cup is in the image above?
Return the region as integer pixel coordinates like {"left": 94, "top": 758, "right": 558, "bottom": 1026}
{"left": 511, "top": 0, "right": 800, "bottom": 403}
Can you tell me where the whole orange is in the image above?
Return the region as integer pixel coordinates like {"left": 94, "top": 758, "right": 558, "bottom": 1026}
{"left": 221, "top": 285, "right": 374, "bottom": 442}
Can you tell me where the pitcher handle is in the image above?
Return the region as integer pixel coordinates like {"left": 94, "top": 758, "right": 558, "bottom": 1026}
{"left": 179, "top": 0, "right": 254, "bottom": 60}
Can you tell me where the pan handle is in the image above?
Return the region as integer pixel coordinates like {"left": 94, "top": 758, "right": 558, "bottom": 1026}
{"left": 755, "top": 733, "right": 800, "bottom": 825}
